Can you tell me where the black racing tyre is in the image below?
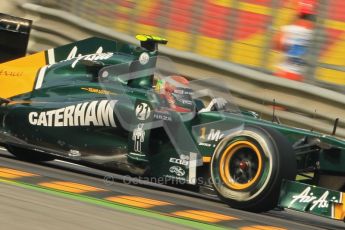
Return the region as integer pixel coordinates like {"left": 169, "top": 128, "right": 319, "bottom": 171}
{"left": 210, "top": 125, "right": 296, "bottom": 212}
{"left": 6, "top": 145, "right": 55, "bottom": 162}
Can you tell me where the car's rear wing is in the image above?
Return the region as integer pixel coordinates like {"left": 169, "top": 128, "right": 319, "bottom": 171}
{"left": 0, "top": 13, "right": 32, "bottom": 63}
{"left": 0, "top": 37, "right": 121, "bottom": 99}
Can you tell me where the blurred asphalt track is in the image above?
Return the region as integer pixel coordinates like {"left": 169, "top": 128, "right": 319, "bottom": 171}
{"left": 0, "top": 148, "right": 344, "bottom": 230}
{"left": 0, "top": 182, "right": 192, "bottom": 230}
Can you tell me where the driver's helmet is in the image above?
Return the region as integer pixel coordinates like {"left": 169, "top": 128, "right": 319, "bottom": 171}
{"left": 155, "top": 75, "right": 194, "bottom": 112}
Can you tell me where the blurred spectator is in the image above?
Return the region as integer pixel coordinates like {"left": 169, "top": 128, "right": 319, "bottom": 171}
{"left": 274, "top": 0, "right": 317, "bottom": 81}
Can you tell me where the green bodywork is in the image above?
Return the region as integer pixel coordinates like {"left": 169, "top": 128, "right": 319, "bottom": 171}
{"left": 279, "top": 180, "right": 344, "bottom": 220}
{"left": 0, "top": 36, "right": 344, "bottom": 220}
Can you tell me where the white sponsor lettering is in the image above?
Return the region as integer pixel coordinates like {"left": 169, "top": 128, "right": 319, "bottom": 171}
{"left": 153, "top": 112, "right": 172, "bottom": 121}
{"left": 288, "top": 187, "right": 332, "bottom": 210}
{"left": 29, "top": 112, "right": 38, "bottom": 125}
{"left": 164, "top": 175, "right": 187, "bottom": 181}
{"left": 310, "top": 191, "right": 329, "bottom": 210}
{"left": 63, "top": 105, "right": 75, "bottom": 126}
{"left": 169, "top": 155, "right": 189, "bottom": 166}
{"left": 139, "top": 52, "right": 149, "bottom": 65}
{"left": 54, "top": 108, "right": 65, "bottom": 127}
{"left": 135, "top": 103, "right": 151, "bottom": 120}
{"left": 47, "top": 46, "right": 106, "bottom": 68}
{"left": 35, "top": 66, "right": 48, "bottom": 89}
{"left": 84, "top": 101, "right": 99, "bottom": 126}
{"left": 207, "top": 129, "right": 224, "bottom": 142}
{"left": 37, "top": 112, "right": 47, "bottom": 126}
{"left": 66, "top": 46, "right": 79, "bottom": 60}
{"left": 188, "top": 152, "right": 197, "bottom": 185}
{"left": 74, "top": 102, "right": 89, "bottom": 126}
{"left": 46, "top": 111, "right": 55, "bottom": 126}
{"left": 50, "top": 46, "right": 112, "bottom": 69}
{"left": 200, "top": 127, "right": 224, "bottom": 142}
{"left": 169, "top": 166, "right": 186, "bottom": 177}
{"left": 198, "top": 142, "right": 212, "bottom": 147}
{"left": 132, "top": 123, "right": 145, "bottom": 153}
{"left": 66, "top": 46, "right": 103, "bottom": 60}
{"left": 28, "top": 100, "right": 117, "bottom": 127}
{"left": 71, "top": 52, "right": 113, "bottom": 68}
{"left": 97, "top": 100, "right": 116, "bottom": 127}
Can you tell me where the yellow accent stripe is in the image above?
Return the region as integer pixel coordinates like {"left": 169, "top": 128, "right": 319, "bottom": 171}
{"left": 106, "top": 197, "right": 152, "bottom": 208}
{"left": 172, "top": 210, "right": 238, "bottom": 223}
{"left": 52, "top": 181, "right": 106, "bottom": 192}
{"left": 39, "top": 181, "right": 106, "bottom": 193}
{"left": 0, "top": 168, "right": 38, "bottom": 178}
{"left": 185, "top": 210, "right": 238, "bottom": 221}
{"left": 334, "top": 193, "right": 345, "bottom": 220}
{"left": 202, "top": 156, "right": 211, "bottom": 163}
{"left": 39, "top": 182, "right": 85, "bottom": 193}
{"left": 0, "top": 51, "right": 47, "bottom": 98}
{"left": 106, "top": 195, "right": 172, "bottom": 208}
{"left": 172, "top": 211, "right": 221, "bottom": 222}
{"left": 0, "top": 172, "right": 20, "bottom": 179}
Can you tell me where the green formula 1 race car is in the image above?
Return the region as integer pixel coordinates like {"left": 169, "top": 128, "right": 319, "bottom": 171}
{"left": 0, "top": 14, "right": 344, "bottom": 221}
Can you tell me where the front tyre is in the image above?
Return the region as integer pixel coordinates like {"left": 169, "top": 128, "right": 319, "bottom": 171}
{"left": 210, "top": 125, "right": 296, "bottom": 212}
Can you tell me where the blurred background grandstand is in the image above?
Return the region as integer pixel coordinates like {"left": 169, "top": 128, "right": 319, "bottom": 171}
{"left": 2, "top": 0, "right": 345, "bottom": 137}
{"left": 35, "top": 0, "right": 345, "bottom": 91}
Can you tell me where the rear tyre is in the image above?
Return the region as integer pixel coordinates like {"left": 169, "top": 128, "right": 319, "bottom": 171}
{"left": 6, "top": 145, "right": 55, "bottom": 162}
{"left": 210, "top": 125, "right": 296, "bottom": 212}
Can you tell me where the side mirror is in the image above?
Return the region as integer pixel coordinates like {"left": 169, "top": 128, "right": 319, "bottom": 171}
{"left": 0, "top": 13, "right": 32, "bottom": 63}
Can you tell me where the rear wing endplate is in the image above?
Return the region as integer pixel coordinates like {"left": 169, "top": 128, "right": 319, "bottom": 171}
{"left": 0, "top": 13, "right": 32, "bottom": 63}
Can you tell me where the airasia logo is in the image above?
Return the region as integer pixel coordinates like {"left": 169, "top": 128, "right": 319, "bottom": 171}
{"left": 66, "top": 46, "right": 113, "bottom": 68}
{"left": 288, "top": 187, "right": 340, "bottom": 211}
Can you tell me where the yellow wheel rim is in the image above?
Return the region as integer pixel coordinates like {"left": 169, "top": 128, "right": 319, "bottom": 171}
{"left": 219, "top": 140, "right": 263, "bottom": 190}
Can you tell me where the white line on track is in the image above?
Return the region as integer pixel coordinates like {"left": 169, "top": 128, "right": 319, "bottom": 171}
{"left": 54, "top": 159, "right": 83, "bottom": 167}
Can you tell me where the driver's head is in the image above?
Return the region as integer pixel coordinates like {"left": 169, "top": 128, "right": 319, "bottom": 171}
{"left": 155, "top": 75, "right": 189, "bottom": 93}
{"left": 155, "top": 75, "right": 193, "bottom": 112}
